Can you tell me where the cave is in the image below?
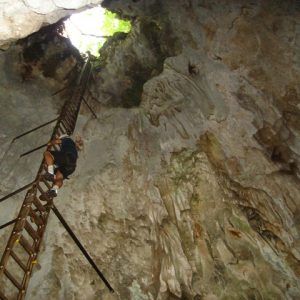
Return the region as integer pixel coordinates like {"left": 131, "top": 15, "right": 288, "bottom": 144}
{"left": 0, "top": 0, "right": 300, "bottom": 299}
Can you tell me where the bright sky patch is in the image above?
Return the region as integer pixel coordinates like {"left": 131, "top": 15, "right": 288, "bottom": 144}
{"left": 64, "top": 6, "right": 131, "bottom": 56}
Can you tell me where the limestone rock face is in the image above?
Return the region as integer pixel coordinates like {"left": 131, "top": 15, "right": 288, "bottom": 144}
{"left": 0, "top": 0, "right": 102, "bottom": 48}
{"left": 0, "top": 0, "right": 300, "bottom": 299}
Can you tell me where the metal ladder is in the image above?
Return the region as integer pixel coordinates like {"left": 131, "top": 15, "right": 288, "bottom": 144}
{"left": 0, "top": 59, "right": 92, "bottom": 300}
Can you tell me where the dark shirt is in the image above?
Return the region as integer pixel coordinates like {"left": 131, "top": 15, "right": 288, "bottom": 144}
{"left": 61, "top": 137, "right": 78, "bottom": 162}
{"left": 51, "top": 137, "right": 78, "bottom": 178}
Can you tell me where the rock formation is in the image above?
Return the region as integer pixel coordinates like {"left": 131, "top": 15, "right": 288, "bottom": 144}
{"left": 0, "top": 0, "right": 102, "bottom": 48}
{"left": 0, "top": 0, "right": 300, "bottom": 299}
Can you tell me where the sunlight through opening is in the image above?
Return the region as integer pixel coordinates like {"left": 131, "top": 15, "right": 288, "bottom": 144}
{"left": 64, "top": 6, "right": 131, "bottom": 57}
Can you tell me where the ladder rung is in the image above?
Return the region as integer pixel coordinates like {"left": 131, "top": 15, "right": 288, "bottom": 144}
{"left": 57, "top": 127, "right": 64, "bottom": 136}
{"left": 61, "top": 120, "right": 71, "bottom": 132}
{"left": 59, "top": 121, "right": 69, "bottom": 132}
{"left": 67, "top": 102, "right": 77, "bottom": 110}
{"left": 68, "top": 108, "right": 77, "bottom": 115}
{"left": 64, "top": 111, "right": 72, "bottom": 119}
{"left": 39, "top": 178, "right": 51, "bottom": 190}
{"left": 4, "top": 269, "right": 22, "bottom": 290}
{"left": 24, "top": 221, "right": 39, "bottom": 241}
{"left": 64, "top": 114, "right": 74, "bottom": 124}
{"left": 19, "top": 236, "right": 34, "bottom": 255}
{"left": 58, "top": 123, "right": 67, "bottom": 132}
{"left": 32, "top": 197, "right": 46, "bottom": 212}
{"left": 63, "top": 120, "right": 72, "bottom": 130}
{"left": 29, "top": 209, "right": 44, "bottom": 226}
{"left": 61, "top": 115, "right": 70, "bottom": 126}
{"left": 10, "top": 251, "right": 27, "bottom": 272}
{"left": 37, "top": 184, "right": 46, "bottom": 195}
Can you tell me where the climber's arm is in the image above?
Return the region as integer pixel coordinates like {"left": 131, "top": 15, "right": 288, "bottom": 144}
{"left": 47, "top": 138, "right": 62, "bottom": 146}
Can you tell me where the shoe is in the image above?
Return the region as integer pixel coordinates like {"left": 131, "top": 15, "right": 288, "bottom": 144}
{"left": 39, "top": 189, "right": 57, "bottom": 201}
{"left": 43, "top": 172, "right": 55, "bottom": 182}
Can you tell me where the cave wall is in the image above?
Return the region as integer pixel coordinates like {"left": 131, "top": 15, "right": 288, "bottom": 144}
{"left": 86, "top": 1, "right": 300, "bottom": 299}
{"left": 0, "top": 0, "right": 102, "bottom": 48}
{"left": 1, "top": 0, "right": 300, "bottom": 299}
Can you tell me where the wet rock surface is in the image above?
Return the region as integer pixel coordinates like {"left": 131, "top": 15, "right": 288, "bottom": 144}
{"left": 1, "top": 0, "right": 300, "bottom": 299}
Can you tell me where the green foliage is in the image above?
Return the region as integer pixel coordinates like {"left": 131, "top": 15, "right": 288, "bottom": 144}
{"left": 89, "top": 10, "right": 130, "bottom": 56}
{"left": 78, "top": 9, "right": 131, "bottom": 56}
{"left": 101, "top": 11, "right": 131, "bottom": 36}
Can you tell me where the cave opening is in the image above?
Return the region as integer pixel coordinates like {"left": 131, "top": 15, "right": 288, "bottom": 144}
{"left": 63, "top": 6, "right": 131, "bottom": 57}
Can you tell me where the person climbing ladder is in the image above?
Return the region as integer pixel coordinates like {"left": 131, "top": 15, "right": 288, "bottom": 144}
{"left": 40, "top": 134, "right": 82, "bottom": 201}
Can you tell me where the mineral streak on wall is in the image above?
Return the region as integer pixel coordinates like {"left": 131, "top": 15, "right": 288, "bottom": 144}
{"left": 0, "top": 0, "right": 300, "bottom": 299}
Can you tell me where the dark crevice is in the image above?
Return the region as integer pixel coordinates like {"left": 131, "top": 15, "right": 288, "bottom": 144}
{"left": 94, "top": 15, "right": 179, "bottom": 108}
